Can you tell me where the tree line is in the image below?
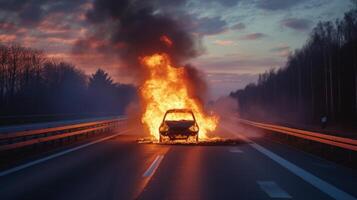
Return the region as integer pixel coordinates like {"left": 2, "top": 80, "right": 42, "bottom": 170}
{"left": 0, "top": 44, "right": 136, "bottom": 118}
{"left": 230, "top": 4, "right": 357, "bottom": 125}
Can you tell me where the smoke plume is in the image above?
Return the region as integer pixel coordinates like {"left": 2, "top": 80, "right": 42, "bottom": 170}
{"left": 73, "top": 0, "right": 204, "bottom": 81}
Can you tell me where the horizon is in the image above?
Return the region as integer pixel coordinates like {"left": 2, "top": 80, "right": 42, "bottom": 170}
{"left": 0, "top": 0, "right": 353, "bottom": 100}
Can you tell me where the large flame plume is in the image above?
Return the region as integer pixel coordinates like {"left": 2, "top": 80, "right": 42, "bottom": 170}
{"left": 139, "top": 53, "right": 218, "bottom": 140}
{"left": 75, "top": 0, "right": 219, "bottom": 140}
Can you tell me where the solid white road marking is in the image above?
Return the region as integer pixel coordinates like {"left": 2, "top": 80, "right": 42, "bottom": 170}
{"left": 229, "top": 147, "right": 243, "bottom": 153}
{"left": 0, "top": 129, "right": 131, "bottom": 177}
{"left": 251, "top": 143, "right": 357, "bottom": 200}
{"left": 143, "top": 155, "right": 164, "bottom": 177}
{"left": 223, "top": 126, "right": 357, "bottom": 200}
{"left": 257, "top": 181, "right": 292, "bottom": 199}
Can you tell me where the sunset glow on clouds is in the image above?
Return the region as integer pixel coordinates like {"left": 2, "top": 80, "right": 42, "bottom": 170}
{"left": 0, "top": 0, "right": 352, "bottom": 98}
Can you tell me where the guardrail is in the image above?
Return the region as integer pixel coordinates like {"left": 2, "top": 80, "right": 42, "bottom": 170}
{"left": 0, "top": 118, "right": 126, "bottom": 152}
{"left": 238, "top": 119, "right": 357, "bottom": 152}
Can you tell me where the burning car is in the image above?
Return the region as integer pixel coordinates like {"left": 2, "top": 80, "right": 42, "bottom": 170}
{"left": 159, "top": 109, "right": 199, "bottom": 142}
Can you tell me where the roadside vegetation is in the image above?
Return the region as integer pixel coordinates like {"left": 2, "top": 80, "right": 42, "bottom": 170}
{"left": 0, "top": 44, "right": 136, "bottom": 124}
{"left": 231, "top": 3, "right": 357, "bottom": 126}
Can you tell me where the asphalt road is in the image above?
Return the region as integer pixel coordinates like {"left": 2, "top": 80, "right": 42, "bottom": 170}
{"left": 0, "top": 123, "right": 356, "bottom": 200}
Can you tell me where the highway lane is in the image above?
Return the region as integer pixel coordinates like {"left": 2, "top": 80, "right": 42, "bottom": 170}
{"left": 0, "top": 124, "right": 356, "bottom": 200}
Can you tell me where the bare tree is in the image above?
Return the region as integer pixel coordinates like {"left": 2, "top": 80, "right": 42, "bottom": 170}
{"left": 231, "top": 6, "right": 357, "bottom": 126}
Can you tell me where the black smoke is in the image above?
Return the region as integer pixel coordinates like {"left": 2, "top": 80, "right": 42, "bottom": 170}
{"left": 73, "top": 0, "right": 203, "bottom": 75}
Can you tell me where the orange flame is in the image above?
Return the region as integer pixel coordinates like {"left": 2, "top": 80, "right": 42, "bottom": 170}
{"left": 139, "top": 53, "right": 218, "bottom": 140}
{"left": 160, "top": 35, "right": 173, "bottom": 47}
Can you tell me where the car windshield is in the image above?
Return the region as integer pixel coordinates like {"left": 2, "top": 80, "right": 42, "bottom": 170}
{"left": 164, "top": 111, "right": 194, "bottom": 122}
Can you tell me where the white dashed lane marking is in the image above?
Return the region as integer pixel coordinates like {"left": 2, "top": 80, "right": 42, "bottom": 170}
{"left": 257, "top": 181, "right": 292, "bottom": 199}
{"left": 223, "top": 125, "right": 357, "bottom": 200}
{"left": 143, "top": 155, "right": 164, "bottom": 178}
{"left": 251, "top": 143, "right": 357, "bottom": 200}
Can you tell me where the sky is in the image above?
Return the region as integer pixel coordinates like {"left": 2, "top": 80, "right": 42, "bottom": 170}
{"left": 0, "top": 0, "right": 353, "bottom": 99}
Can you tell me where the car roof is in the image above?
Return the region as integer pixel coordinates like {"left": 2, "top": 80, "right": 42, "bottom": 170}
{"left": 165, "top": 109, "right": 193, "bottom": 113}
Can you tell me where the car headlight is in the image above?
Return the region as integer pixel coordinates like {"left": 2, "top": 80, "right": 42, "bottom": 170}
{"left": 159, "top": 123, "right": 169, "bottom": 132}
{"left": 189, "top": 124, "right": 199, "bottom": 132}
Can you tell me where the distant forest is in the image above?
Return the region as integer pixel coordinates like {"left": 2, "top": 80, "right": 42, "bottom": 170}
{"left": 0, "top": 44, "right": 136, "bottom": 119}
{"left": 230, "top": 4, "right": 357, "bottom": 125}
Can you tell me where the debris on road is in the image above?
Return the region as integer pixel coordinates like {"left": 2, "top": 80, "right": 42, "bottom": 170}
{"left": 136, "top": 137, "right": 246, "bottom": 146}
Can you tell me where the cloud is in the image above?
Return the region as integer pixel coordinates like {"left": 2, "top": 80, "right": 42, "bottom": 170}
{"left": 206, "top": 72, "right": 259, "bottom": 98}
{"left": 190, "top": 16, "right": 228, "bottom": 36}
{"left": 206, "top": 0, "right": 241, "bottom": 7}
{"left": 193, "top": 0, "right": 241, "bottom": 7}
{"left": 213, "top": 40, "right": 235, "bottom": 46}
{"left": 18, "top": 3, "right": 44, "bottom": 25}
{"left": 207, "top": 72, "right": 258, "bottom": 84}
{"left": 270, "top": 45, "right": 291, "bottom": 57}
{"left": 240, "top": 33, "right": 267, "bottom": 40}
{"left": 0, "top": 0, "right": 45, "bottom": 26}
{"left": 0, "top": 0, "right": 89, "bottom": 26}
{"left": 255, "top": 0, "right": 307, "bottom": 10}
{"left": 195, "top": 55, "right": 285, "bottom": 74}
{"left": 0, "top": 34, "right": 17, "bottom": 43}
{"left": 281, "top": 18, "right": 312, "bottom": 31}
{"left": 0, "top": 0, "right": 29, "bottom": 12}
{"left": 0, "top": 22, "right": 17, "bottom": 32}
{"left": 270, "top": 46, "right": 290, "bottom": 52}
{"left": 231, "top": 22, "right": 246, "bottom": 30}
